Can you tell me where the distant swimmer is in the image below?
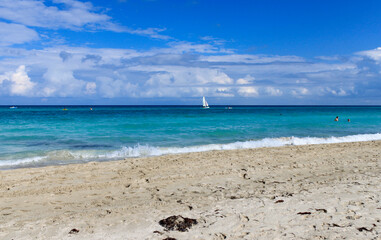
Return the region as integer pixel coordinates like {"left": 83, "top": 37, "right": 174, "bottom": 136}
{"left": 90, "top": 107, "right": 93, "bottom": 111}
{"left": 334, "top": 116, "right": 339, "bottom": 121}
{"left": 347, "top": 118, "right": 350, "bottom": 122}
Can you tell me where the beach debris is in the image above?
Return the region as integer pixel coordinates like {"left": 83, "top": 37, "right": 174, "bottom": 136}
{"left": 297, "top": 212, "right": 311, "bottom": 215}
{"left": 162, "top": 238, "right": 177, "bottom": 240}
{"left": 328, "top": 223, "right": 342, "bottom": 227}
{"left": 214, "top": 233, "right": 227, "bottom": 239}
{"left": 68, "top": 228, "right": 79, "bottom": 234}
{"left": 153, "top": 230, "right": 163, "bottom": 235}
{"left": 315, "top": 208, "right": 327, "bottom": 213}
{"left": 159, "top": 215, "right": 197, "bottom": 232}
{"left": 239, "top": 214, "right": 249, "bottom": 222}
{"left": 275, "top": 200, "right": 284, "bottom": 203}
{"left": 272, "top": 181, "right": 286, "bottom": 184}
{"left": 188, "top": 205, "right": 193, "bottom": 210}
{"left": 281, "top": 192, "right": 293, "bottom": 197}
{"left": 357, "top": 227, "right": 372, "bottom": 232}
{"left": 240, "top": 172, "right": 250, "bottom": 179}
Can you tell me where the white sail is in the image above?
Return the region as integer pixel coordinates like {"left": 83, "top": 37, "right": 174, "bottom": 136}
{"left": 202, "top": 96, "right": 209, "bottom": 108}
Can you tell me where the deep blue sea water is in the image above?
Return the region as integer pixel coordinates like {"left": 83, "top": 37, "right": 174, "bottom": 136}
{"left": 1, "top": 105, "right": 380, "bottom": 169}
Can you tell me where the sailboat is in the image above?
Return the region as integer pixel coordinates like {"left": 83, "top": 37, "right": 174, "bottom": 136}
{"left": 202, "top": 96, "right": 210, "bottom": 109}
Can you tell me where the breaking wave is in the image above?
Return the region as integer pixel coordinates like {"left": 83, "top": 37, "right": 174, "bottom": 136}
{"left": 1, "top": 133, "right": 381, "bottom": 169}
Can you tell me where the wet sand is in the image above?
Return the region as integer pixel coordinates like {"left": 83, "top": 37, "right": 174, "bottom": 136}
{"left": 1, "top": 141, "right": 381, "bottom": 239}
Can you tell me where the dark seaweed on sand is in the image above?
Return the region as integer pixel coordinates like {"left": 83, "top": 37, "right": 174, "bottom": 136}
{"left": 159, "top": 215, "right": 197, "bottom": 232}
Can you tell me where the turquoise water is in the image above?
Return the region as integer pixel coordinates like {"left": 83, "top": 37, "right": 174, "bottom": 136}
{"left": 1, "top": 106, "right": 381, "bottom": 169}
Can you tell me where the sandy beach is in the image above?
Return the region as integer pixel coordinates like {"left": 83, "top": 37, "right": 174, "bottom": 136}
{"left": 1, "top": 141, "right": 380, "bottom": 239}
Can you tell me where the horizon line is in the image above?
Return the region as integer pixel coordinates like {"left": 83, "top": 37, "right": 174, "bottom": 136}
{"left": 2, "top": 104, "right": 381, "bottom": 107}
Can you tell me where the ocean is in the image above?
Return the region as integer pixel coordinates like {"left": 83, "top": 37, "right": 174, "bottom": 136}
{"left": 1, "top": 105, "right": 380, "bottom": 169}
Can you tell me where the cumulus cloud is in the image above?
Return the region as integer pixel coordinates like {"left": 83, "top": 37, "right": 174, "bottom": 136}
{"left": 85, "top": 82, "right": 96, "bottom": 95}
{"left": 291, "top": 87, "right": 309, "bottom": 97}
{"left": 216, "top": 87, "right": 234, "bottom": 97}
{"left": 6, "top": 1, "right": 381, "bottom": 104}
{"left": 265, "top": 87, "right": 283, "bottom": 96}
{"left": 0, "top": 65, "right": 36, "bottom": 96}
{"left": 324, "top": 87, "right": 350, "bottom": 96}
{"left": 237, "top": 87, "right": 259, "bottom": 97}
{"left": 136, "top": 66, "right": 234, "bottom": 86}
{"left": 0, "top": 42, "right": 381, "bottom": 104}
{"left": 96, "top": 77, "right": 124, "bottom": 98}
{"left": 236, "top": 75, "right": 255, "bottom": 85}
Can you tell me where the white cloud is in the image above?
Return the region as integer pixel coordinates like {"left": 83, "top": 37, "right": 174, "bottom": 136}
{"left": 237, "top": 86, "right": 259, "bottom": 97}
{"left": 85, "top": 82, "right": 96, "bottom": 95}
{"left": 41, "top": 65, "right": 86, "bottom": 97}
{"left": 213, "top": 62, "right": 357, "bottom": 79}
{"left": 324, "top": 87, "right": 349, "bottom": 96}
{"left": 200, "top": 36, "right": 227, "bottom": 46}
{"left": 200, "top": 54, "right": 305, "bottom": 64}
{"left": 236, "top": 75, "right": 255, "bottom": 85}
{"left": 0, "top": 0, "right": 119, "bottom": 31}
{"left": 167, "top": 41, "right": 232, "bottom": 54}
{"left": 126, "top": 28, "right": 171, "bottom": 40}
{"left": 291, "top": 87, "right": 309, "bottom": 97}
{"left": 0, "top": 22, "right": 39, "bottom": 46}
{"left": 315, "top": 56, "right": 340, "bottom": 61}
{"left": 0, "top": 43, "right": 380, "bottom": 103}
{"left": 135, "top": 66, "right": 233, "bottom": 86}
{"left": 265, "top": 87, "right": 283, "bottom": 96}
{"left": 41, "top": 87, "right": 56, "bottom": 96}
{"left": 357, "top": 47, "right": 381, "bottom": 62}
{"left": 216, "top": 87, "right": 234, "bottom": 97}
{"left": 211, "top": 70, "right": 233, "bottom": 84}
{"left": 295, "top": 78, "right": 309, "bottom": 84}
{"left": 96, "top": 77, "right": 124, "bottom": 98}
{"left": 0, "top": 0, "right": 176, "bottom": 42}
{"left": 0, "top": 65, "right": 36, "bottom": 96}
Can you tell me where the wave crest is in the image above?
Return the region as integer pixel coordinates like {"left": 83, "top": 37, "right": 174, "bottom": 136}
{"left": 1, "top": 133, "right": 381, "bottom": 169}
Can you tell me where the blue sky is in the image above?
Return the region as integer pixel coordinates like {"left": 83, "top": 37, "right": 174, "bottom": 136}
{"left": 1, "top": 0, "right": 381, "bottom": 105}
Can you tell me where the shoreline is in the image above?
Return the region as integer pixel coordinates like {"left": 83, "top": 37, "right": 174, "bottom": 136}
{"left": 2, "top": 132, "right": 381, "bottom": 170}
{"left": 1, "top": 141, "right": 381, "bottom": 239}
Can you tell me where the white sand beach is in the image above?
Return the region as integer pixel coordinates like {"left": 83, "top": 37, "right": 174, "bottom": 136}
{"left": 1, "top": 141, "right": 381, "bottom": 239}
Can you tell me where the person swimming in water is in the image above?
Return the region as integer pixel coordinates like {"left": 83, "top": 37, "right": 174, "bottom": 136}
{"left": 335, "top": 116, "right": 339, "bottom": 121}
{"left": 347, "top": 118, "right": 350, "bottom": 122}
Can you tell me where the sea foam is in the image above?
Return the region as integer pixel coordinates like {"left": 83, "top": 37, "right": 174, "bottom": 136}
{"left": 1, "top": 133, "right": 381, "bottom": 169}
